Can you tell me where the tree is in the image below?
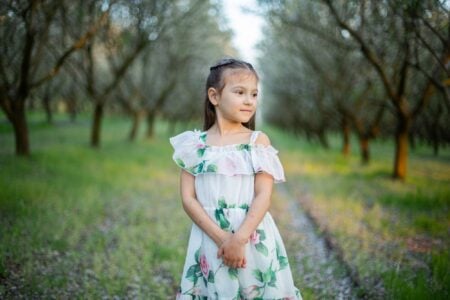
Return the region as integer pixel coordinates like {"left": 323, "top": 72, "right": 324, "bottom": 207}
{"left": 258, "top": 0, "right": 449, "bottom": 178}
{"left": 322, "top": 0, "right": 449, "bottom": 179}
{"left": 0, "top": 0, "right": 108, "bottom": 155}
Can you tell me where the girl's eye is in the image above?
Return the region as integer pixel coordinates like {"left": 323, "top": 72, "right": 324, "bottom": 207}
{"left": 236, "top": 90, "right": 244, "bottom": 95}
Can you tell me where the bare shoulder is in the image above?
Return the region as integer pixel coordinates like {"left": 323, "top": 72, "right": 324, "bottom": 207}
{"left": 254, "top": 131, "right": 271, "bottom": 146}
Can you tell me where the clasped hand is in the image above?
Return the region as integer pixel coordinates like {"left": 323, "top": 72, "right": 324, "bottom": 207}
{"left": 217, "top": 231, "right": 247, "bottom": 269}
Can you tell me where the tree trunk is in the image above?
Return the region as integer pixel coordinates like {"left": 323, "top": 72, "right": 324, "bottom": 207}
{"left": 11, "top": 101, "right": 30, "bottom": 156}
{"left": 43, "top": 95, "right": 53, "bottom": 124}
{"left": 146, "top": 111, "right": 155, "bottom": 138}
{"left": 67, "top": 97, "right": 77, "bottom": 123}
{"left": 431, "top": 108, "right": 442, "bottom": 156}
{"left": 90, "top": 101, "right": 104, "bottom": 148}
{"left": 433, "top": 139, "right": 439, "bottom": 156}
{"left": 128, "top": 110, "right": 141, "bottom": 141}
{"left": 342, "top": 117, "right": 350, "bottom": 156}
{"left": 318, "top": 130, "right": 329, "bottom": 149}
{"left": 393, "top": 115, "right": 410, "bottom": 180}
{"left": 359, "top": 136, "right": 370, "bottom": 165}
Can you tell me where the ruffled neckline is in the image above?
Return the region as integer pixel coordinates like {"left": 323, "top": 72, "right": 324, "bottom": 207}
{"left": 169, "top": 129, "right": 286, "bottom": 182}
{"left": 199, "top": 130, "right": 278, "bottom": 153}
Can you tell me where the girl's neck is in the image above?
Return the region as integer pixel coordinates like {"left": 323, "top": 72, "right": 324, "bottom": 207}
{"left": 209, "top": 121, "right": 248, "bottom": 136}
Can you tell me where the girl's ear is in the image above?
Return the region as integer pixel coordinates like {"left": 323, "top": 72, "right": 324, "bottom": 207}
{"left": 208, "top": 87, "right": 219, "bottom": 106}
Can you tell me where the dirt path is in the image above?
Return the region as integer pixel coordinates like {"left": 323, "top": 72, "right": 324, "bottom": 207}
{"left": 274, "top": 184, "right": 359, "bottom": 299}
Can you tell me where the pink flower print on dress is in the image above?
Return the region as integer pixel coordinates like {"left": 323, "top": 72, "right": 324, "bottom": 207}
{"left": 242, "top": 285, "right": 261, "bottom": 298}
{"left": 249, "top": 231, "right": 260, "bottom": 245}
{"left": 218, "top": 157, "right": 237, "bottom": 174}
{"left": 200, "top": 254, "right": 209, "bottom": 277}
{"left": 192, "top": 287, "right": 201, "bottom": 296}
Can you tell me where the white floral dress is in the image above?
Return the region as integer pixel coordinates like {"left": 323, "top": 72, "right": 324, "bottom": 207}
{"left": 170, "top": 130, "right": 302, "bottom": 300}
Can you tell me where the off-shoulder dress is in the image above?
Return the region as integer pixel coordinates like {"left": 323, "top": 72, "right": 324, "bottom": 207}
{"left": 170, "top": 130, "right": 302, "bottom": 300}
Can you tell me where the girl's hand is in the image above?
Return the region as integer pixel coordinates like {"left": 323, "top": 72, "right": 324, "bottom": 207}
{"left": 217, "top": 232, "right": 247, "bottom": 268}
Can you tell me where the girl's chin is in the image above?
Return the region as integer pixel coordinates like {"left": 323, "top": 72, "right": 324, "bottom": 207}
{"left": 239, "top": 114, "right": 255, "bottom": 123}
{"left": 237, "top": 117, "right": 253, "bottom": 124}
{"left": 226, "top": 114, "right": 254, "bottom": 124}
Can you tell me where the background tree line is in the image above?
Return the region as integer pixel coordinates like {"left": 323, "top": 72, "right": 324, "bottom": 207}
{"left": 0, "top": 0, "right": 233, "bottom": 154}
{"left": 1, "top": 0, "right": 449, "bottom": 181}
{"left": 257, "top": 0, "right": 449, "bottom": 180}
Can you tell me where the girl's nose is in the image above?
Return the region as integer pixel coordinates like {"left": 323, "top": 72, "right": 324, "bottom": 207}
{"left": 244, "top": 94, "right": 253, "bottom": 105}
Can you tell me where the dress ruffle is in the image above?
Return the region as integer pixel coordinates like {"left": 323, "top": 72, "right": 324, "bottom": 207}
{"left": 169, "top": 130, "right": 286, "bottom": 183}
{"left": 250, "top": 144, "right": 286, "bottom": 183}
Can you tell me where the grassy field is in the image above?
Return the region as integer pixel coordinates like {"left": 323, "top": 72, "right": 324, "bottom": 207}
{"left": 266, "top": 127, "right": 450, "bottom": 299}
{"left": 0, "top": 114, "right": 191, "bottom": 298}
{"left": 0, "top": 113, "right": 449, "bottom": 299}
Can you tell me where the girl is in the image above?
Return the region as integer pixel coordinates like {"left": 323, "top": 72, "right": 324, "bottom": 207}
{"left": 170, "top": 58, "right": 302, "bottom": 299}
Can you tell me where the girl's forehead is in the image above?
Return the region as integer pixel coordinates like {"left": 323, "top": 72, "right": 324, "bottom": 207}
{"left": 222, "top": 69, "right": 258, "bottom": 86}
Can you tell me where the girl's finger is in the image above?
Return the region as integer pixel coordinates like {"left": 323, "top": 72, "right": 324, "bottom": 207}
{"left": 217, "top": 247, "right": 224, "bottom": 259}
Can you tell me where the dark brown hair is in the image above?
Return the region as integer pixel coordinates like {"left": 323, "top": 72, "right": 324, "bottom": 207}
{"left": 203, "top": 58, "right": 259, "bottom": 131}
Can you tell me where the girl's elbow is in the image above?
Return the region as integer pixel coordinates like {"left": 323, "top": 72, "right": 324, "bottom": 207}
{"left": 181, "top": 196, "right": 194, "bottom": 212}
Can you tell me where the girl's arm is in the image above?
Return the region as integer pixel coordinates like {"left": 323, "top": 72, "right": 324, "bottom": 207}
{"left": 217, "top": 171, "right": 272, "bottom": 268}
{"left": 234, "top": 172, "right": 274, "bottom": 243}
{"left": 234, "top": 132, "right": 274, "bottom": 243}
{"left": 217, "top": 133, "right": 274, "bottom": 267}
{"left": 180, "top": 169, "right": 228, "bottom": 247}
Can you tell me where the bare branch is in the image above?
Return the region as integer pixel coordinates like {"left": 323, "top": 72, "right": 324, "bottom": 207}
{"left": 31, "top": 10, "right": 109, "bottom": 88}
{"left": 419, "top": 15, "right": 447, "bottom": 46}
{"left": 414, "top": 28, "right": 449, "bottom": 73}
{"left": 322, "top": 0, "right": 398, "bottom": 103}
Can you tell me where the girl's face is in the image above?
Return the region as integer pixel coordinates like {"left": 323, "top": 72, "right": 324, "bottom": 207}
{"left": 209, "top": 69, "right": 258, "bottom": 125}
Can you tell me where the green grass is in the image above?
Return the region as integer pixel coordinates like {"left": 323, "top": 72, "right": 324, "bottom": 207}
{"left": 1, "top": 113, "right": 449, "bottom": 299}
{"left": 265, "top": 127, "right": 450, "bottom": 299}
{"left": 0, "top": 113, "right": 191, "bottom": 298}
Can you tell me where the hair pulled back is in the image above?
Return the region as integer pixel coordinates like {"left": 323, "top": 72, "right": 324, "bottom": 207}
{"left": 203, "top": 58, "right": 259, "bottom": 131}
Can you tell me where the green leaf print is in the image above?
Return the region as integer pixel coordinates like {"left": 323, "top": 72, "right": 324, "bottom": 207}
{"left": 217, "top": 212, "right": 230, "bottom": 230}
{"left": 235, "top": 288, "right": 242, "bottom": 300}
{"left": 255, "top": 242, "right": 269, "bottom": 256}
{"left": 194, "top": 248, "right": 200, "bottom": 263}
{"left": 252, "top": 269, "right": 264, "bottom": 282}
{"left": 184, "top": 248, "right": 205, "bottom": 289}
{"left": 195, "top": 161, "right": 205, "bottom": 173}
{"left": 175, "top": 158, "right": 185, "bottom": 168}
{"left": 199, "top": 132, "right": 207, "bottom": 143}
{"left": 252, "top": 264, "right": 278, "bottom": 291}
{"left": 257, "top": 229, "right": 266, "bottom": 241}
{"left": 266, "top": 269, "right": 277, "bottom": 287}
{"left": 276, "top": 242, "right": 289, "bottom": 270}
{"left": 197, "top": 147, "right": 206, "bottom": 157}
{"left": 239, "top": 203, "right": 249, "bottom": 212}
{"left": 207, "top": 270, "right": 215, "bottom": 283}
{"left": 218, "top": 197, "right": 227, "bottom": 208}
{"left": 262, "top": 269, "right": 275, "bottom": 283}
{"left": 237, "top": 144, "right": 251, "bottom": 151}
{"left": 278, "top": 256, "right": 289, "bottom": 270}
{"left": 206, "top": 164, "right": 217, "bottom": 172}
{"left": 186, "top": 264, "right": 201, "bottom": 283}
{"left": 228, "top": 267, "right": 238, "bottom": 279}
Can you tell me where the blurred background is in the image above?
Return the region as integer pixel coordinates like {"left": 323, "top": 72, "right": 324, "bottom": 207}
{"left": 0, "top": 0, "right": 449, "bottom": 299}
